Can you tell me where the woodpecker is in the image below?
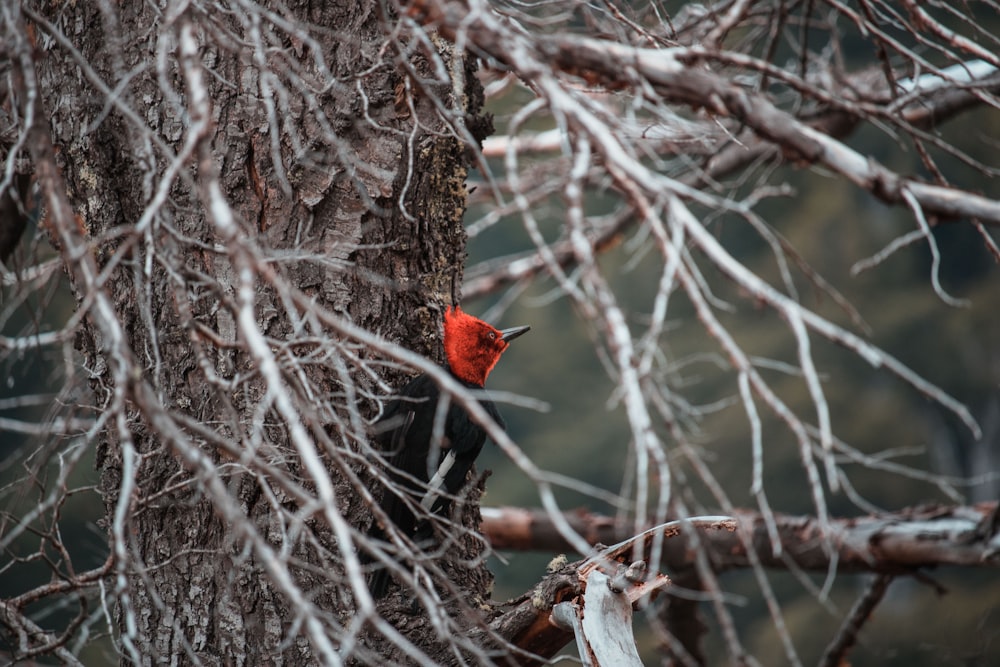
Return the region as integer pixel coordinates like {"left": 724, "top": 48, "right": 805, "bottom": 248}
{"left": 366, "top": 306, "right": 529, "bottom": 598}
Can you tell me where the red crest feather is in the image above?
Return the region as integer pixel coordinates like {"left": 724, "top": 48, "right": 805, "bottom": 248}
{"left": 443, "top": 306, "right": 509, "bottom": 386}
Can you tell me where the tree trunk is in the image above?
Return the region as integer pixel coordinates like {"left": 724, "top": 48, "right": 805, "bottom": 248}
{"left": 28, "top": 0, "right": 490, "bottom": 662}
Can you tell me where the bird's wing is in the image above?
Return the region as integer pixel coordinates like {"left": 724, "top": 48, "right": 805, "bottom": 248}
{"left": 375, "top": 374, "right": 436, "bottom": 468}
{"left": 444, "top": 388, "right": 505, "bottom": 455}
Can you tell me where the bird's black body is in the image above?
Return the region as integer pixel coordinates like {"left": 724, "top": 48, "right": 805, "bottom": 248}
{"left": 363, "top": 306, "right": 527, "bottom": 599}
{"left": 378, "top": 372, "right": 502, "bottom": 534}
{"left": 366, "top": 371, "right": 503, "bottom": 597}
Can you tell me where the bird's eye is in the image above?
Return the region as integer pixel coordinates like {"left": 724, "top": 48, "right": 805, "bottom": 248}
{"left": 488, "top": 331, "right": 496, "bottom": 340}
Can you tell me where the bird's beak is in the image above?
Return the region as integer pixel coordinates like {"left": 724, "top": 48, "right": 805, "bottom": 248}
{"left": 500, "top": 325, "right": 530, "bottom": 343}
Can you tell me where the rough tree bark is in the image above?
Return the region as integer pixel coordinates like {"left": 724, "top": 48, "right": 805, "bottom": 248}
{"left": 21, "top": 0, "right": 491, "bottom": 662}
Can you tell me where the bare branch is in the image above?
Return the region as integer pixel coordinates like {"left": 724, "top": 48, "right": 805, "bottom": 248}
{"left": 819, "top": 573, "right": 894, "bottom": 667}
{"left": 482, "top": 504, "right": 1000, "bottom": 572}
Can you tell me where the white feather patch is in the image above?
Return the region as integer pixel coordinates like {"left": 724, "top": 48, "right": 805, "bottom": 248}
{"left": 421, "top": 451, "right": 457, "bottom": 511}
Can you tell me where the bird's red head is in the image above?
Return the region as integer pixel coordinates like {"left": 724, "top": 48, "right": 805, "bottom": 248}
{"left": 443, "top": 306, "right": 529, "bottom": 387}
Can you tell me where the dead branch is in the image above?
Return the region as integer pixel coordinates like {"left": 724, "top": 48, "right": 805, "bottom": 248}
{"left": 413, "top": 0, "right": 1000, "bottom": 224}
{"left": 464, "top": 62, "right": 999, "bottom": 300}
{"left": 819, "top": 573, "right": 894, "bottom": 667}
{"left": 487, "top": 517, "right": 732, "bottom": 666}
{"left": 482, "top": 504, "right": 1000, "bottom": 573}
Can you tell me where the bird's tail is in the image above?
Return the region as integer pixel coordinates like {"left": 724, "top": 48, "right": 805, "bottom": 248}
{"left": 361, "top": 523, "right": 394, "bottom": 599}
{"left": 363, "top": 476, "right": 437, "bottom": 598}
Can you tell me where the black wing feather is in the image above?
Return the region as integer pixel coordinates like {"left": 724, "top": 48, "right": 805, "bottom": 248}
{"left": 365, "top": 372, "right": 503, "bottom": 597}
